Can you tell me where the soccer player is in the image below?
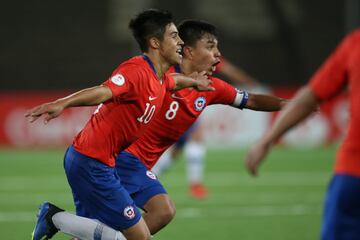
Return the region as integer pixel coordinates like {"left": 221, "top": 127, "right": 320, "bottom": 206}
{"left": 26, "top": 9, "right": 214, "bottom": 240}
{"left": 152, "top": 56, "right": 261, "bottom": 199}
{"left": 116, "top": 19, "right": 287, "bottom": 235}
{"left": 245, "top": 29, "right": 360, "bottom": 239}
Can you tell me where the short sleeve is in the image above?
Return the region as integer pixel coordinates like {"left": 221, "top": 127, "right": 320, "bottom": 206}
{"left": 309, "top": 31, "right": 355, "bottom": 100}
{"left": 103, "top": 63, "right": 143, "bottom": 101}
{"left": 209, "top": 77, "right": 238, "bottom": 105}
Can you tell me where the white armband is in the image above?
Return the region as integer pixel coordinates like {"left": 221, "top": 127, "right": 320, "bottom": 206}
{"left": 233, "top": 88, "right": 249, "bottom": 109}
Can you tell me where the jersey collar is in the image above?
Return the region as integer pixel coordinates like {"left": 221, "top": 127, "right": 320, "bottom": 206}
{"left": 142, "top": 54, "right": 157, "bottom": 76}
{"left": 174, "top": 64, "right": 182, "bottom": 73}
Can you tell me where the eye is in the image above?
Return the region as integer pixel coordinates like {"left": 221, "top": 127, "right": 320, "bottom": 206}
{"left": 207, "top": 44, "right": 215, "bottom": 50}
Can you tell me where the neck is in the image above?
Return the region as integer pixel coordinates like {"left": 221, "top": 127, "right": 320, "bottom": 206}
{"left": 144, "top": 51, "right": 170, "bottom": 80}
{"left": 179, "top": 59, "right": 196, "bottom": 76}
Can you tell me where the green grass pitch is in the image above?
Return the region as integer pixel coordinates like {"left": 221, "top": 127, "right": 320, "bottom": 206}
{"left": 0, "top": 145, "right": 336, "bottom": 239}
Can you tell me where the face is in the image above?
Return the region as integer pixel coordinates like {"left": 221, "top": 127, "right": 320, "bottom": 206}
{"left": 158, "top": 23, "right": 184, "bottom": 65}
{"left": 187, "top": 33, "right": 221, "bottom": 75}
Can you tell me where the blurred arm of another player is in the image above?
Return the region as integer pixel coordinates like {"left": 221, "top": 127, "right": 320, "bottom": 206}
{"left": 171, "top": 71, "right": 215, "bottom": 91}
{"left": 217, "top": 57, "right": 260, "bottom": 88}
{"left": 245, "top": 86, "right": 318, "bottom": 176}
{"left": 25, "top": 85, "right": 113, "bottom": 124}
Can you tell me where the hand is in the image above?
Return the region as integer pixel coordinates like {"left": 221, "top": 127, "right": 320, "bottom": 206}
{"left": 244, "top": 140, "right": 271, "bottom": 176}
{"left": 190, "top": 71, "right": 215, "bottom": 91}
{"left": 25, "top": 101, "right": 65, "bottom": 124}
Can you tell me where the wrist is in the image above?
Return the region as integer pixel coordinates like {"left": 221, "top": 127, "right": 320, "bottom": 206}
{"left": 54, "top": 98, "right": 69, "bottom": 109}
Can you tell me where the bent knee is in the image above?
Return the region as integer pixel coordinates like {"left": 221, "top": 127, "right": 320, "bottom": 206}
{"left": 123, "top": 218, "right": 151, "bottom": 240}
{"left": 159, "top": 202, "right": 176, "bottom": 223}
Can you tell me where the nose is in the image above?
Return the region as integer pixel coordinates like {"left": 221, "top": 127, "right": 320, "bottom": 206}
{"left": 178, "top": 36, "right": 184, "bottom": 45}
{"left": 214, "top": 47, "right": 221, "bottom": 58}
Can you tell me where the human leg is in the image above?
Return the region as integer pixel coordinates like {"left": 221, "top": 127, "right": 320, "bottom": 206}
{"left": 184, "top": 123, "right": 207, "bottom": 199}
{"left": 142, "top": 194, "right": 176, "bottom": 234}
{"left": 61, "top": 145, "right": 150, "bottom": 240}
{"left": 117, "top": 151, "right": 176, "bottom": 235}
{"left": 32, "top": 201, "right": 130, "bottom": 240}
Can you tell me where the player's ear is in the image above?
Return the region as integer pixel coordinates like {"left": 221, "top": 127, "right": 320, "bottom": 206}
{"left": 149, "top": 37, "right": 160, "bottom": 49}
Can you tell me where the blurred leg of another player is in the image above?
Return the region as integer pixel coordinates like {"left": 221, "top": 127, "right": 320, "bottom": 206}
{"left": 152, "top": 123, "right": 208, "bottom": 199}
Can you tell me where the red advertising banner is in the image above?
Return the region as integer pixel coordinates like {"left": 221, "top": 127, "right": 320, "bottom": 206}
{"left": 0, "top": 91, "right": 95, "bottom": 146}
{"left": 0, "top": 89, "right": 349, "bottom": 147}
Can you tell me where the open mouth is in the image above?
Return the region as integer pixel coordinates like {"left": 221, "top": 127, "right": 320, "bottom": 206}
{"left": 176, "top": 48, "right": 183, "bottom": 58}
{"left": 211, "top": 60, "right": 220, "bottom": 72}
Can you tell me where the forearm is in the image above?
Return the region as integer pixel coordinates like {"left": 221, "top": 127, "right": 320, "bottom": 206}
{"left": 246, "top": 94, "right": 286, "bottom": 111}
{"left": 55, "top": 85, "right": 113, "bottom": 108}
{"left": 172, "top": 74, "right": 197, "bottom": 90}
{"left": 262, "top": 87, "right": 319, "bottom": 145}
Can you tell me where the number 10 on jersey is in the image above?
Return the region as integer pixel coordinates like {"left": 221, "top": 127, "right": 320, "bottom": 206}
{"left": 137, "top": 103, "right": 156, "bottom": 124}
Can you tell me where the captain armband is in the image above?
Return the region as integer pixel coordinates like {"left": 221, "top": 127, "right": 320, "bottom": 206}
{"left": 233, "top": 88, "right": 249, "bottom": 109}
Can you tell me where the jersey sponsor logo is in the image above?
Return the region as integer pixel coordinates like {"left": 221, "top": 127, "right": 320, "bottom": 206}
{"left": 111, "top": 74, "right": 125, "bottom": 86}
{"left": 123, "top": 206, "right": 136, "bottom": 219}
{"left": 171, "top": 93, "right": 184, "bottom": 100}
{"left": 146, "top": 170, "right": 157, "bottom": 180}
{"left": 148, "top": 96, "right": 157, "bottom": 101}
{"left": 194, "top": 96, "right": 206, "bottom": 111}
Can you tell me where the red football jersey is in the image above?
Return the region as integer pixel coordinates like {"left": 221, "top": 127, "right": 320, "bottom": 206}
{"left": 309, "top": 29, "right": 360, "bottom": 177}
{"left": 126, "top": 65, "right": 248, "bottom": 169}
{"left": 73, "top": 56, "right": 174, "bottom": 167}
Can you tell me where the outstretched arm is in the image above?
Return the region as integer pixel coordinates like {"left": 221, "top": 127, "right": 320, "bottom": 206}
{"left": 245, "top": 93, "right": 287, "bottom": 111}
{"left": 245, "top": 86, "right": 319, "bottom": 176}
{"left": 25, "top": 85, "right": 113, "bottom": 124}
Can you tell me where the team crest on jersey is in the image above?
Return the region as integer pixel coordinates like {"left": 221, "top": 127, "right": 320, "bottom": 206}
{"left": 123, "top": 206, "right": 136, "bottom": 219}
{"left": 194, "top": 96, "right": 206, "bottom": 111}
{"left": 111, "top": 74, "right": 125, "bottom": 86}
{"left": 146, "top": 170, "right": 157, "bottom": 180}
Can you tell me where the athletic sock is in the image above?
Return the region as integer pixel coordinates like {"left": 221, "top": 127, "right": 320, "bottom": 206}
{"left": 52, "top": 212, "right": 127, "bottom": 240}
{"left": 184, "top": 141, "right": 206, "bottom": 184}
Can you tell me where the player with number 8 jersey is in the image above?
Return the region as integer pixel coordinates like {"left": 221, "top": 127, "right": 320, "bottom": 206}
{"left": 125, "top": 65, "right": 243, "bottom": 169}
{"left": 115, "top": 19, "right": 287, "bottom": 236}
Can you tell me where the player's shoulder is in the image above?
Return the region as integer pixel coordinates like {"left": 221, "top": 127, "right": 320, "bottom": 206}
{"left": 120, "top": 56, "right": 148, "bottom": 69}
{"left": 349, "top": 28, "right": 360, "bottom": 37}
{"left": 342, "top": 29, "right": 360, "bottom": 45}
{"left": 116, "top": 56, "right": 153, "bottom": 80}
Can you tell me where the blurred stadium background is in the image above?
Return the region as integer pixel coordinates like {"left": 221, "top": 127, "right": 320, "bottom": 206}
{"left": 0, "top": 0, "right": 359, "bottom": 239}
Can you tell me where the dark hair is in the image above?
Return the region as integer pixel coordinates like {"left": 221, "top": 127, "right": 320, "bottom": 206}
{"left": 178, "top": 19, "right": 218, "bottom": 47}
{"left": 129, "top": 9, "right": 174, "bottom": 52}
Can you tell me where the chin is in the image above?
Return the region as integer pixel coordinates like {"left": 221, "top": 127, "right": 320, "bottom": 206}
{"left": 172, "top": 56, "right": 182, "bottom": 65}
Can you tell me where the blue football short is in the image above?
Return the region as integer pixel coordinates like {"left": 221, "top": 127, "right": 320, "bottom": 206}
{"left": 63, "top": 145, "right": 141, "bottom": 231}
{"left": 322, "top": 174, "right": 360, "bottom": 239}
{"left": 116, "top": 151, "right": 167, "bottom": 209}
